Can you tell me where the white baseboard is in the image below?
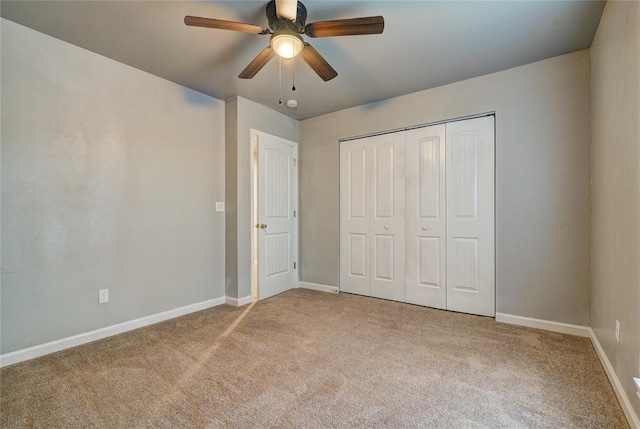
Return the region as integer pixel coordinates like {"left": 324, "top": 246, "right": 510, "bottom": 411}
{"left": 225, "top": 295, "right": 254, "bottom": 307}
{"left": 0, "top": 296, "right": 226, "bottom": 368}
{"left": 495, "top": 313, "right": 591, "bottom": 337}
{"left": 298, "top": 281, "right": 339, "bottom": 294}
{"left": 589, "top": 329, "right": 640, "bottom": 429}
{"left": 496, "top": 312, "right": 639, "bottom": 428}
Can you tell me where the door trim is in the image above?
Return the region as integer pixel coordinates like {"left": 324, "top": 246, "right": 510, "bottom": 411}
{"left": 338, "top": 112, "right": 496, "bottom": 143}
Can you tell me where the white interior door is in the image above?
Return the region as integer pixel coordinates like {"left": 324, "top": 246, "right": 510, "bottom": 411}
{"left": 257, "top": 133, "right": 297, "bottom": 300}
{"left": 369, "top": 133, "right": 406, "bottom": 301}
{"left": 405, "top": 125, "right": 447, "bottom": 308}
{"left": 340, "top": 139, "right": 372, "bottom": 296}
{"left": 445, "top": 116, "right": 495, "bottom": 316}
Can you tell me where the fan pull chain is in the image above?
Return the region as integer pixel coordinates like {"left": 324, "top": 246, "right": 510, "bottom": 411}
{"left": 292, "top": 58, "right": 296, "bottom": 91}
{"left": 278, "top": 56, "right": 282, "bottom": 104}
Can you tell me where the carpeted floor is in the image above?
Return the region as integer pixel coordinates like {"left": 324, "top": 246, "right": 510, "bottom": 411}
{"left": 0, "top": 289, "right": 628, "bottom": 428}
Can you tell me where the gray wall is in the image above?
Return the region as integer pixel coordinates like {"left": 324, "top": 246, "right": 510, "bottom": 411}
{"left": 1, "top": 19, "right": 226, "bottom": 354}
{"left": 590, "top": 0, "right": 640, "bottom": 417}
{"left": 300, "top": 50, "right": 592, "bottom": 325}
{"left": 225, "top": 97, "right": 299, "bottom": 299}
{"left": 225, "top": 98, "right": 239, "bottom": 298}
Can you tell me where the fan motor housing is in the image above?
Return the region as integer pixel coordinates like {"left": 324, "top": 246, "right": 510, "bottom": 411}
{"left": 266, "top": 0, "right": 308, "bottom": 33}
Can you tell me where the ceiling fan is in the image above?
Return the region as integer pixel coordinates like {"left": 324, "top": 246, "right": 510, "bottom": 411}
{"left": 184, "top": 0, "right": 384, "bottom": 82}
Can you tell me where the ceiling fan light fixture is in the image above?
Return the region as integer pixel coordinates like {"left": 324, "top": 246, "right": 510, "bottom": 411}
{"left": 271, "top": 32, "right": 304, "bottom": 58}
{"left": 186, "top": 1, "right": 384, "bottom": 81}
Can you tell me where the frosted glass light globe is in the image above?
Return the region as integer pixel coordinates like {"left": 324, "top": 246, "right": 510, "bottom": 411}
{"left": 271, "top": 33, "right": 304, "bottom": 58}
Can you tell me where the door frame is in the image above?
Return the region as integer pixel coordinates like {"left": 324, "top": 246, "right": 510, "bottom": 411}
{"left": 250, "top": 129, "right": 299, "bottom": 300}
{"left": 337, "top": 112, "right": 496, "bottom": 313}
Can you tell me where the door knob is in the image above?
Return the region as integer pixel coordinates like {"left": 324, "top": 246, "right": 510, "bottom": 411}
{"left": 421, "top": 226, "right": 428, "bottom": 231}
{"left": 260, "top": 223, "right": 268, "bottom": 229}
{"left": 384, "top": 225, "right": 390, "bottom": 230}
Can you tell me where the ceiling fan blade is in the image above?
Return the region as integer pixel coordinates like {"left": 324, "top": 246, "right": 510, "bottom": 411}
{"left": 275, "top": 0, "right": 297, "bottom": 21}
{"left": 305, "top": 16, "right": 384, "bottom": 38}
{"left": 184, "top": 16, "right": 269, "bottom": 35}
{"left": 238, "top": 46, "right": 276, "bottom": 79}
{"left": 299, "top": 43, "right": 337, "bottom": 82}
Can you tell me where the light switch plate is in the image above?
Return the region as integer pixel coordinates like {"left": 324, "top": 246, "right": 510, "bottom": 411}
{"left": 215, "top": 202, "right": 225, "bottom": 212}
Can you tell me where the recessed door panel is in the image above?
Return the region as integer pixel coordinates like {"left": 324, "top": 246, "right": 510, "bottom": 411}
{"left": 418, "top": 237, "right": 441, "bottom": 288}
{"left": 349, "top": 149, "right": 367, "bottom": 220}
{"left": 264, "top": 149, "right": 291, "bottom": 220}
{"left": 452, "top": 133, "right": 478, "bottom": 219}
{"left": 348, "top": 233, "right": 367, "bottom": 278}
{"left": 374, "top": 234, "right": 394, "bottom": 281}
{"left": 419, "top": 138, "right": 441, "bottom": 219}
{"left": 265, "top": 233, "right": 291, "bottom": 277}
{"left": 374, "top": 143, "right": 394, "bottom": 219}
{"left": 452, "top": 238, "right": 478, "bottom": 291}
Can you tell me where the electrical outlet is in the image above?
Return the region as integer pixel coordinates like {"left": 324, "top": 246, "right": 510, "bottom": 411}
{"left": 615, "top": 320, "right": 620, "bottom": 343}
{"left": 215, "top": 202, "right": 225, "bottom": 212}
{"left": 99, "top": 289, "right": 109, "bottom": 304}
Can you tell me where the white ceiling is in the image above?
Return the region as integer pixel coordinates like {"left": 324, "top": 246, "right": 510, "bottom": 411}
{"left": 1, "top": 1, "right": 605, "bottom": 120}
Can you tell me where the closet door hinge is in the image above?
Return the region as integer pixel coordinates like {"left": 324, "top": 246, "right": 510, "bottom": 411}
{"left": 294, "top": 210, "right": 296, "bottom": 218}
{"left": 294, "top": 261, "right": 297, "bottom": 269}
{"left": 293, "top": 158, "right": 297, "bottom": 167}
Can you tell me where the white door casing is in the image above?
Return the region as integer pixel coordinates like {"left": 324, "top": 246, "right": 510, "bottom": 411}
{"left": 257, "top": 132, "right": 297, "bottom": 300}
{"left": 405, "top": 125, "right": 447, "bottom": 309}
{"left": 445, "top": 116, "right": 495, "bottom": 316}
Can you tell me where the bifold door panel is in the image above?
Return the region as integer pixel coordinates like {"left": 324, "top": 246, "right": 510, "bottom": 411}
{"left": 340, "top": 133, "right": 406, "bottom": 300}
{"left": 370, "top": 133, "right": 406, "bottom": 302}
{"left": 339, "top": 116, "right": 495, "bottom": 317}
{"left": 446, "top": 118, "right": 495, "bottom": 316}
{"left": 405, "top": 125, "right": 447, "bottom": 309}
{"left": 340, "top": 139, "right": 372, "bottom": 296}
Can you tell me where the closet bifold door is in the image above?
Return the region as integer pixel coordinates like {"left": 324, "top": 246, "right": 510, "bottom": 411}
{"left": 405, "top": 125, "right": 447, "bottom": 309}
{"left": 369, "top": 133, "right": 405, "bottom": 302}
{"left": 340, "top": 138, "right": 372, "bottom": 296}
{"left": 339, "top": 132, "right": 406, "bottom": 301}
{"left": 445, "top": 116, "right": 495, "bottom": 317}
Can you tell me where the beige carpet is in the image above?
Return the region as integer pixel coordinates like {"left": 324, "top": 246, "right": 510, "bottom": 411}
{"left": 0, "top": 289, "right": 628, "bottom": 428}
